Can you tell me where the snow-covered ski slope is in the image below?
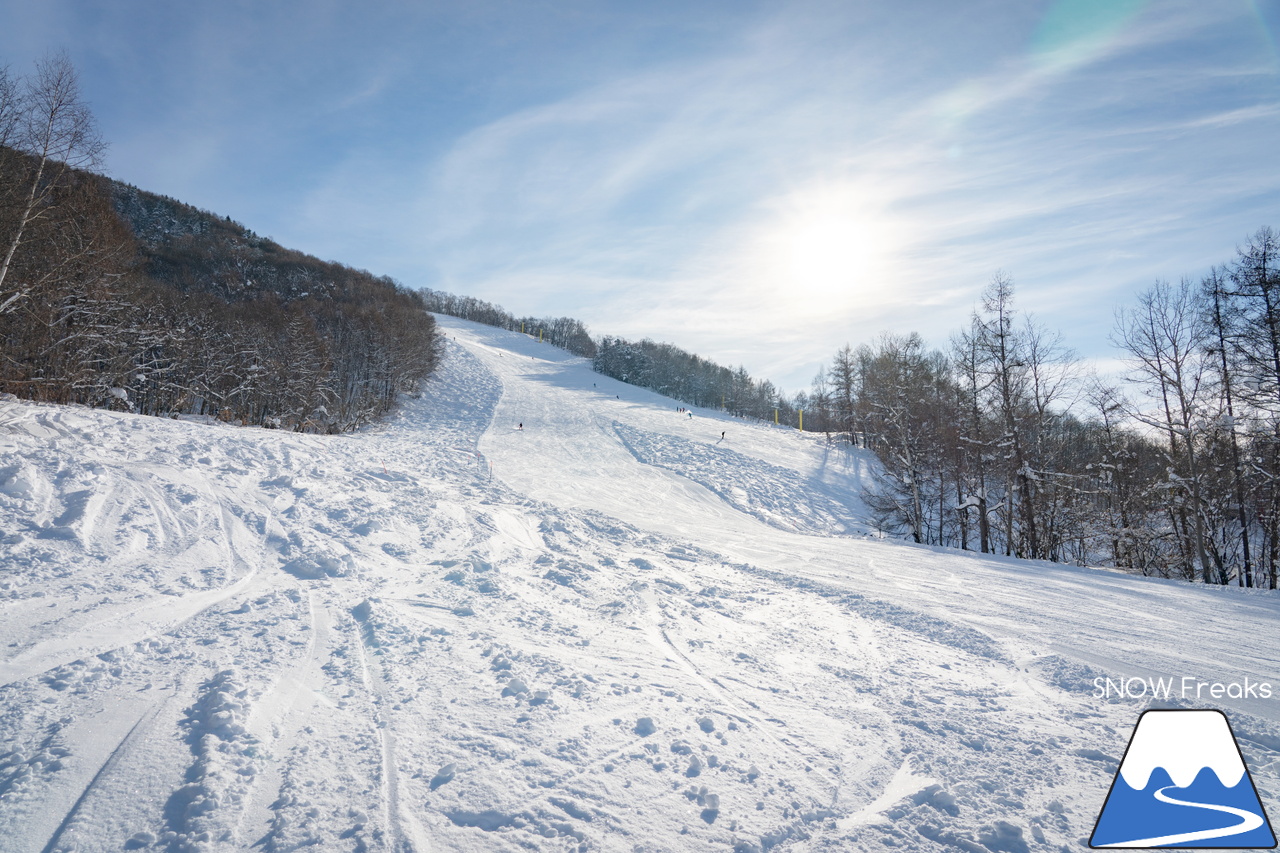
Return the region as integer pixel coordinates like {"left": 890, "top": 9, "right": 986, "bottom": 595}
{"left": 0, "top": 313, "right": 1276, "bottom": 853}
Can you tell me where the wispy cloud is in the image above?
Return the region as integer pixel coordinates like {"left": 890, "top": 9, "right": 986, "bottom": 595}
{"left": 5, "top": 1, "right": 1278, "bottom": 392}
{"left": 398, "top": 2, "right": 1280, "bottom": 388}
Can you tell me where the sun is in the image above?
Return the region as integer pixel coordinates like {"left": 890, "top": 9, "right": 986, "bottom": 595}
{"left": 782, "top": 213, "right": 870, "bottom": 289}
{"left": 759, "top": 186, "right": 894, "bottom": 313}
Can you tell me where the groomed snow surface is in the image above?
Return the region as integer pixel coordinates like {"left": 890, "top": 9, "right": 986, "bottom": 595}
{"left": 1, "top": 313, "right": 1277, "bottom": 853}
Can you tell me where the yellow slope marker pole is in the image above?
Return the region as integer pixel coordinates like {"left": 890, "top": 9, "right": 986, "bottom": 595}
{"left": 799, "top": 409, "right": 803, "bottom": 431}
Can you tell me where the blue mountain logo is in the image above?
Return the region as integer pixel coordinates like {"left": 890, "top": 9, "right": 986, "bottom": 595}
{"left": 1091, "top": 709, "right": 1276, "bottom": 848}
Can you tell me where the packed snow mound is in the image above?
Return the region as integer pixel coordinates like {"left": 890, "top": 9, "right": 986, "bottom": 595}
{"left": 0, "top": 315, "right": 1276, "bottom": 853}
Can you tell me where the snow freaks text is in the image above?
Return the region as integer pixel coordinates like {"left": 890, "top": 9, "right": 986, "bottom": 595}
{"left": 1093, "top": 676, "right": 1274, "bottom": 701}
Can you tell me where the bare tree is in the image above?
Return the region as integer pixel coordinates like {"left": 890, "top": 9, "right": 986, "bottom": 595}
{"left": 1021, "top": 316, "right": 1080, "bottom": 560}
{"left": 828, "top": 344, "right": 859, "bottom": 444}
{"left": 0, "top": 64, "right": 20, "bottom": 148}
{"left": 1114, "top": 279, "right": 1216, "bottom": 582}
{"left": 973, "top": 273, "right": 1041, "bottom": 558}
{"left": 1203, "top": 266, "right": 1254, "bottom": 586}
{"left": 0, "top": 52, "right": 104, "bottom": 313}
{"left": 858, "top": 333, "right": 947, "bottom": 543}
{"left": 951, "top": 324, "right": 994, "bottom": 552}
{"left": 1227, "top": 227, "right": 1280, "bottom": 588}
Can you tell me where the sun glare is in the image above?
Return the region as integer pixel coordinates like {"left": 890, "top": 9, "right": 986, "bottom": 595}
{"left": 759, "top": 188, "right": 895, "bottom": 315}
{"left": 783, "top": 214, "right": 868, "bottom": 287}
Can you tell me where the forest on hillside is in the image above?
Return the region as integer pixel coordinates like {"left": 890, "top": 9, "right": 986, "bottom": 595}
{"left": 0, "top": 55, "right": 440, "bottom": 432}
{"left": 427, "top": 237, "right": 1280, "bottom": 590}
{"left": 420, "top": 288, "right": 597, "bottom": 358}
{"left": 420, "top": 288, "right": 793, "bottom": 422}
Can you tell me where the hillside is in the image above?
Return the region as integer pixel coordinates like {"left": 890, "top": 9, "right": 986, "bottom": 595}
{"left": 110, "top": 182, "right": 385, "bottom": 306}
{"left": 0, "top": 149, "right": 440, "bottom": 431}
{"left": 0, "top": 315, "right": 1277, "bottom": 852}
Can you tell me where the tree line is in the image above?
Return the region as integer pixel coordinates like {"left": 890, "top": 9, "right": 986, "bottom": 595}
{"left": 420, "top": 288, "right": 596, "bottom": 358}
{"left": 422, "top": 291, "right": 796, "bottom": 421}
{"left": 592, "top": 337, "right": 792, "bottom": 420}
{"left": 799, "top": 236, "right": 1280, "bottom": 589}
{"left": 0, "top": 54, "right": 441, "bottom": 432}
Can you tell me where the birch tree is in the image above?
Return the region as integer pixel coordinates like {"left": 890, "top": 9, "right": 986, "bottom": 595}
{"left": 0, "top": 53, "right": 104, "bottom": 314}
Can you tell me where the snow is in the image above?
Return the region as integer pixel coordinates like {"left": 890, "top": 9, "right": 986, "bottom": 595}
{"left": 0, "top": 313, "right": 1276, "bottom": 852}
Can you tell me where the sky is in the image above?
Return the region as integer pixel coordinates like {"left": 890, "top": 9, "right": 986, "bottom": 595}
{"left": 2, "top": 0, "right": 1279, "bottom": 392}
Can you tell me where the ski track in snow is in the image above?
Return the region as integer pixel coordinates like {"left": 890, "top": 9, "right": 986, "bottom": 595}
{"left": 0, "top": 315, "right": 1277, "bottom": 852}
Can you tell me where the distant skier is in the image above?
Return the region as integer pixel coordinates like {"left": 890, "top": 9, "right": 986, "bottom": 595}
{"left": 518, "top": 423, "right": 523, "bottom": 430}
{"left": 721, "top": 431, "right": 725, "bottom": 439}
{"left": 687, "top": 412, "right": 693, "bottom": 419}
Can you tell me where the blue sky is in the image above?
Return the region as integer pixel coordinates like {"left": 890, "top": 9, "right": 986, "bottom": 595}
{"left": 3, "top": 1, "right": 1279, "bottom": 391}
